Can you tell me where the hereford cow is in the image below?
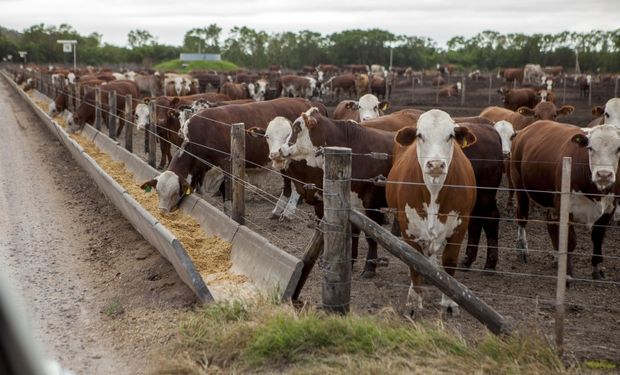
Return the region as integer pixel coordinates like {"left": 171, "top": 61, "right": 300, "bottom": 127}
{"left": 279, "top": 107, "right": 397, "bottom": 278}
{"left": 355, "top": 74, "right": 369, "bottom": 97}
{"left": 588, "top": 98, "right": 620, "bottom": 128}
{"left": 543, "top": 66, "right": 564, "bottom": 77}
{"left": 332, "top": 94, "right": 389, "bottom": 122}
{"left": 497, "top": 87, "right": 538, "bottom": 111}
{"left": 279, "top": 75, "right": 315, "bottom": 99}
{"left": 511, "top": 122, "right": 620, "bottom": 280}
{"left": 498, "top": 68, "right": 524, "bottom": 84}
{"left": 437, "top": 63, "right": 458, "bottom": 76}
{"left": 140, "top": 98, "right": 326, "bottom": 213}
{"left": 134, "top": 73, "right": 165, "bottom": 97}
{"left": 439, "top": 82, "right": 461, "bottom": 97}
{"left": 431, "top": 75, "right": 445, "bottom": 87}
{"left": 370, "top": 75, "right": 387, "bottom": 99}
{"left": 67, "top": 80, "right": 140, "bottom": 137}
{"left": 323, "top": 73, "right": 356, "bottom": 101}
{"left": 386, "top": 110, "right": 476, "bottom": 315}
{"left": 190, "top": 71, "right": 223, "bottom": 91}
{"left": 578, "top": 75, "right": 592, "bottom": 97}
{"left": 480, "top": 102, "right": 574, "bottom": 131}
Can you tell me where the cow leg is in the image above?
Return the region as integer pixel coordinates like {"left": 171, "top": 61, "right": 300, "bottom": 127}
{"left": 515, "top": 190, "right": 530, "bottom": 263}
{"left": 405, "top": 267, "right": 424, "bottom": 318}
{"left": 361, "top": 210, "right": 386, "bottom": 279}
{"left": 460, "top": 216, "right": 483, "bottom": 270}
{"left": 158, "top": 137, "right": 170, "bottom": 169}
{"left": 591, "top": 213, "right": 612, "bottom": 280}
{"left": 115, "top": 113, "right": 125, "bottom": 138}
{"left": 441, "top": 242, "right": 461, "bottom": 316}
{"left": 281, "top": 188, "right": 301, "bottom": 221}
{"left": 483, "top": 202, "right": 500, "bottom": 270}
{"left": 546, "top": 216, "right": 577, "bottom": 283}
{"left": 271, "top": 175, "right": 291, "bottom": 219}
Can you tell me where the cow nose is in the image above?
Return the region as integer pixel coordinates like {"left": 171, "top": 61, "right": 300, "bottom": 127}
{"left": 503, "top": 151, "right": 511, "bottom": 159}
{"left": 426, "top": 160, "right": 446, "bottom": 177}
{"left": 269, "top": 151, "right": 281, "bottom": 160}
{"left": 596, "top": 170, "right": 613, "bottom": 181}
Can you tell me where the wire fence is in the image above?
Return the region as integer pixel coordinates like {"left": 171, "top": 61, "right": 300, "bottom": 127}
{"left": 8, "top": 65, "right": 620, "bottom": 356}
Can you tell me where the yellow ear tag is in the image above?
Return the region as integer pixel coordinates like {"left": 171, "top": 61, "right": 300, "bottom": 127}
{"left": 185, "top": 187, "right": 192, "bottom": 196}
{"left": 462, "top": 139, "right": 468, "bottom": 148}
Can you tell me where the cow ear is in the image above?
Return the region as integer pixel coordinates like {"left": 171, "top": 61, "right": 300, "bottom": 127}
{"left": 344, "top": 101, "right": 358, "bottom": 110}
{"left": 591, "top": 106, "right": 604, "bottom": 117}
{"left": 557, "top": 105, "right": 575, "bottom": 116}
{"left": 454, "top": 127, "right": 477, "bottom": 148}
{"left": 510, "top": 131, "right": 519, "bottom": 140}
{"left": 571, "top": 133, "right": 589, "bottom": 147}
{"left": 140, "top": 178, "right": 157, "bottom": 192}
{"left": 170, "top": 97, "right": 180, "bottom": 106}
{"left": 168, "top": 109, "right": 178, "bottom": 118}
{"left": 302, "top": 113, "right": 318, "bottom": 129}
{"left": 394, "top": 127, "right": 417, "bottom": 146}
{"left": 517, "top": 107, "right": 535, "bottom": 116}
{"left": 379, "top": 101, "right": 390, "bottom": 111}
{"left": 247, "top": 127, "right": 266, "bottom": 138}
{"left": 143, "top": 97, "right": 151, "bottom": 104}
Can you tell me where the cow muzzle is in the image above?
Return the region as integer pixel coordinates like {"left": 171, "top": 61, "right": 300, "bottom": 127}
{"left": 503, "top": 151, "right": 511, "bottom": 159}
{"left": 426, "top": 160, "right": 446, "bottom": 178}
{"left": 594, "top": 169, "right": 615, "bottom": 190}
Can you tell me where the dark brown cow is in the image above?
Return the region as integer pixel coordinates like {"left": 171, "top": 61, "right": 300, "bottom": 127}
{"left": 279, "top": 108, "right": 397, "bottom": 278}
{"left": 431, "top": 75, "right": 445, "bottom": 87}
{"left": 511, "top": 122, "right": 620, "bottom": 279}
{"left": 324, "top": 73, "right": 356, "bottom": 100}
{"left": 386, "top": 110, "right": 476, "bottom": 315}
{"left": 67, "top": 80, "right": 139, "bottom": 137}
{"left": 497, "top": 87, "right": 538, "bottom": 111}
{"left": 578, "top": 75, "right": 592, "bottom": 97}
{"left": 279, "top": 75, "right": 314, "bottom": 98}
{"left": 190, "top": 71, "right": 223, "bottom": 91}
{"left": 140, "top": 98, "right": 326, "bottom": 213}
{"left": 370, "top": 75, "right": 386, "bottom": 98}
{"left": 343, "top": 64, "right": 369, "bottom": 74}
{"left": 499, "top": 68, "right": 524, "bottom": 83}
{"left": 220, "top": 82, "right": 252, "bottom": 100}
{"left": 437, "top": 63, "right": 458, "bottom": 75}
{"left": 355, "top": 74, "right": 369, "bottom": 97}
{"left": 439, "top": 83, "right": 460, "bottom": 97}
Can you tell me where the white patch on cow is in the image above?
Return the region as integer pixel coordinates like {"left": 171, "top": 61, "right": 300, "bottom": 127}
{"left": 456, "top": 81, "right": 462, "bottom": 91}
{"left": 516, "top": 226, "right": 528, "bottom": 253}
{"left": 154, "top": 171, "right": 182, "bottom": 213}
{"left": 404, "top": 202, "right": 461, "bottom": 259}
{"left": 440, "top": 294, "right": 459, "bottom": 316}
{"left": 112, "top": 72, "right": 125, "bottom": 80}
{"left": 174, "top": 77, "right": 185, "bottom": 95}
{"left": 586, "top": 75, "right": 592, "bottom": 85}
{"left": 66, "top": 113, "right": 75, "bottom": 128}
{"left": 202, "top": 168, "right": 224, "bottom": 196}
{"left": 305, "top": 77, "right": 317, "bottom": 98}
{"left": 135, "top": 103, "right": 150, "bottom": 130}
{"left": 252, "top": 79, "right": 268, "bottom": 101}
{"left": 358, "top": 94, "right": 382, "bottom": 122}
{"left": 271, "top": 192, "right": 289, "bottom": 218}
{"left": 493, "top": 120, "right": 515, "bottom": 157}
{"left": 584, "top": 125, "right": 620, "bottom": 190}
{"left": 48, "top": 101, "right": 58, "bottom": 117}
{"left": 280, "top": 108, "right": 324, "bottom": 168}
{"left": 67, "top": 72, "right": 76, "bottom": 84}
{"left": 266, "top": 117, "right": 292, "bottom": 170}
{"left": 603, "top": 98, "right": 620, "bottom": 128}
{"left": 570, "top": 190, "right": 615, "bottom": 229}
{"left": 406, "top": 282, "right": 424, "bottom": 312}
{"left": 539, "top": 89, "right": 549, "bottom": 102}
{"left": 281, "top": 189, "right": 301, "bottom": 221}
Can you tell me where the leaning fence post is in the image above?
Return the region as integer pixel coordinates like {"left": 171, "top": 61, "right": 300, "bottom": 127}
{"left": 230, "top": 123, "right": 246, "bottom": 225}
{"left": 555, "top": 156, "right": 571, "bottom": 356}
{"left": 488, "top": 73, "right": 493, "bottom": 105}
{"left": 124, "top": 94, "right": 133, "bottom": 152}
{"left": 94, "top": 87, "right": 102, "bottom": 130}
{"left": 108, "top": 90, "right": 117, "bottom": 139}
{"left": 460, "top": 76, "right": 466, "bottom": 106}
{"left": 322, "top": 147, "right": 352, "bottom": 314}
{"left": 148, "top": 101, "right": 157, "bottom": 167}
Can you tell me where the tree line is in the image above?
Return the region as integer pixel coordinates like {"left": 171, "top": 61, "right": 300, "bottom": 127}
{"left": 1, "top": 23, "right": 618, "bottom": 72}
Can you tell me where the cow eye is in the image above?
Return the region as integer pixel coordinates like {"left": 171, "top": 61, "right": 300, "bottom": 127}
{"left": 605, "top": 112, "right": 610, "bottom": 118}
{"left": 586, "top": 145, "right": 593, "bottom": 151}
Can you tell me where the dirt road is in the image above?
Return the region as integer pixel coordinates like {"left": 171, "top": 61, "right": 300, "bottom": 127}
{"left": 0, "top": 77, "right": 196, "bottom": 374}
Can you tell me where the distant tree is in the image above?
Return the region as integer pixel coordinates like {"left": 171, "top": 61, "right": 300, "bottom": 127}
{"left": 127, "top": 29, "right": 156, "bottom": 48}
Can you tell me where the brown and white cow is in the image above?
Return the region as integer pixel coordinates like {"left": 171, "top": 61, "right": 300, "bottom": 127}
{"left": 140, "top": 98, "right": 325, "bottom": 213}
{"left": 497, "top": 87, "right": 538, "bottom": 111}
{"left": 438, "top": 82, "right": 461, "bottom": 97}
{"left": 480, "top": 102, "right": 574, "bottom": 131}
{"left": 279, "top": 75, "right": 315, "bottom": 99}
{"left": 386, "top": 110, "right": 476, "bottom": 315}
{"left": 134, "top": 73, "right": 165, "bottom": 97}
{"left": 588, "top": 98, "right": 620, "bottom": 128}
{"left": 332, "top": 94, "right": 389, "bottom": 122}
{"left": 498, "top": 68, "right": 524, "bottom": 84}
{"left": 511, "top": 122, "right": 620, "bottom": 280}
{"left": 322, "top": 73, "right": 356, "bottom": 100}
{"left": 279, "top": 107, "right": 397, "bottom": 277}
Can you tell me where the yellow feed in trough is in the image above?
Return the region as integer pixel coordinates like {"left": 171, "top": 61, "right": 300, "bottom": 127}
{"left": 29, "top": 93, "right": 244, "bottom": 283}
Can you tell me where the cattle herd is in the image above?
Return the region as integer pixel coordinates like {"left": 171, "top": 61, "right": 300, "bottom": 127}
{"left": 7, "top": 61, "right": 620, "bottom": 317}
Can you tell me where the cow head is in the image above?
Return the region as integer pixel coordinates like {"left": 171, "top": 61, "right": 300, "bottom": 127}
{"left": 251, "top": 79, "right": 268, "bottom": 101}
{"left": 517, "top": 102, "right": 574, "bottom": 121}
{"left": 593, "top": 98, "right": 620, "bottom": 129}
{"left": 358, "top": 94, "right": 389, "bottom": 121}
{"left": 249, "top": 116, "right": 292, "bottom": 170}
{"left": 174, "top": 77, "right": 185, "bottom": 96}
{"left": 140, "top": 170, "right": 192, "bottom": 213}
{"left": 394, "top": 110, "right": 475, "bottom": 185}
{"left": 493, "top": 120, "right": 516, "bottom": 158}
{"left": 48, "top": 100, "right": 59, "bottom": 117}
{"left": 135, "top": 103, "right": 150, "bottom": 130}
{"left": 572, "top": 125, "right": 620, "bottom": 191}
{"left": 279, "top": 107, "right": 324, "bottom": 168}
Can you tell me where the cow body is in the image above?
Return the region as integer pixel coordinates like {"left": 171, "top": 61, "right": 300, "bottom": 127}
{"left": 499, "top": 68, "right": 524, "bottom": 83}
{"left": 498, "top": 87, "right": 538, "bottom": 111}
{"left": 332, "top": 94, "right": 389, "bottom": 122}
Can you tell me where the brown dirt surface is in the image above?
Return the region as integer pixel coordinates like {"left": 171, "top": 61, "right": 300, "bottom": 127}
{"left": 0, "top": 75, "right": 198, "bottom": 374}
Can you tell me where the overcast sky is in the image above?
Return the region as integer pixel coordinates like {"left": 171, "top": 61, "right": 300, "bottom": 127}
{"left": 1, "top": 0, "right": 618, "bottom": 48}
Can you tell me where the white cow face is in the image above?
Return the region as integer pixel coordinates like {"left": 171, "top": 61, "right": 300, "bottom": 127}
{"left": 493, "top": 120, "right": 515, "bottom": 158}
{"left": 135, "top": 103, "right": 150, "bottom": 130}
{"left": 317, "top": 70, "right": 324, "bottom": 83}
{"left": 572, "top": 125, "right": 620, "bottom": 191}
{"left": 280, "top": 107, "right": 323, "bottom": 168}
{"left": 48, "top": 101, "right": 58, "bottom": 117}
{"left": 264, "top": 117, "right": 292, "bottom": 170}
{"left": 358, "top": 94, "right": 388, "bottom": 121}
{"left": 174, "top": 77, "right": 185, "bottom": 96}
{"left": 140, "top": 170, "right": 190, "bottom": 213}
{"left": 603, "top": 98, "right": 620, "bottom": 128}
{"left": 253, "top": 79, "right": 268, "bottom": 101}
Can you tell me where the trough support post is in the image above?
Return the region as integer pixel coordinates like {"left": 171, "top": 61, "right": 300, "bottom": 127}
{"left": 108, "top": 90, "right": 117, "bottom": 139}
{"left": 148, "top": 101, "right": 157, "bottom": 168}
{"left": 488, "top": 73, "right": 493, "bottom": 105}
{"left": 322, "top": 147, "right": 352, "bottom": 314}
{"left": 460, "top": 76, "right": 466, "bottom": 106}
{"left": 124, "top": 94, "right": 133, "bottom": 152}
{"left": 348, "top": 209, "right": 509, "bottom": 334}
{"left": 292, "top": 226, "right": 325, "bottom": 301}
{"left": 231, "top": 123, "right": 246, "bottom": 225}
{"left": 411, "top": 75, "right": 415, "bottom": 104}
{"left": 555, "top": 156, "right": 571, "bottom": 356}
{"left": 94, "top": 87, "right": 102, "bottom": 131}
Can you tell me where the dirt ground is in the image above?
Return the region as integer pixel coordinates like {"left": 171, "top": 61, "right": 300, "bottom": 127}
{"left": 8, "top": 71, "right": 620, "bottom": 369}
{"left": 0, "top": 76, "right": 197, "bottom": 374}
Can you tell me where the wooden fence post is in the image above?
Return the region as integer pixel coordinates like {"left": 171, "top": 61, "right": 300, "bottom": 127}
{"left": 108, "top": 90, "right": 117, "bottom": 139}
{"left": 94, "top": 87, "right": 102, "bottom": 131}
{"left": 460, "top": 76, "right": 466, "bottom": 106}
{"left": 555, "top": 156, "right": 572, "bottom": 356}
{"left": 292, "top": 226, "right": 325, "bottom": 300}
{"left": 124, "top": 94, "right": 133, "bottom": 152}
{"left": 230, "top": 123, "right": 246, "bottom": 224}
{"left": 75, "top": 82, "right": 81, "bottom": 109}
{"left": 588, "top": 80, "right": 593, "bottom": 106}
{"left": 322, "top": 147, "right": 352, "bottom": 314}
{"left": 67, "top": 83, "right": 74, "bottom": 113}
{"left": 148, "top": 101, "right": 157, "bottom": 168}
{"left": 488, "top": 73, "right": 493, "bottom": 105}
{"left": 562, "top": 76, "right": 567, "bottom": 105}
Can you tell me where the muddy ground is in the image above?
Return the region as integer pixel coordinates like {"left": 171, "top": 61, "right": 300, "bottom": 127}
{"left": 0, "top": 76, "right": 197, "bottom": 375}
{"left": 10, "top": 71, "right": 620, "bottom": 367}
